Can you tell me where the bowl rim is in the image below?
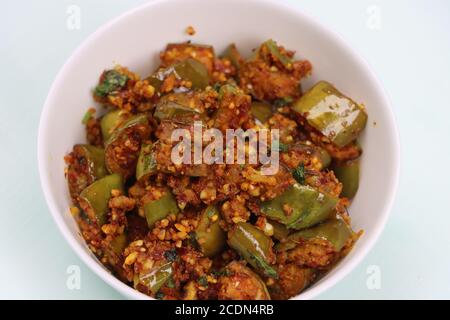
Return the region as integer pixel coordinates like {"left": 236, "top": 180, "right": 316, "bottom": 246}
{"left": 37, "top": 0, "right": 400, "bottom": 300}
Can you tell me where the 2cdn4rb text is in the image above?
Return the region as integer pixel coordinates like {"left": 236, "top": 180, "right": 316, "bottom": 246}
{"left": 175, "top": 304, "right": 274, "bottom": 317}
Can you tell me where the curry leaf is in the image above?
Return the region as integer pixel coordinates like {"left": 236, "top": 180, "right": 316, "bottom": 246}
{"left": 292, "top": 163, "right": 306, "bottom": 185}
{"left": 94, "top": 70, "right": 128, "bottom": 97}
{"left": 163, "top": 248, "right": 178, "bottom": 262}
{"left": 276, "top": 142, "right": 289, "bottom": 153}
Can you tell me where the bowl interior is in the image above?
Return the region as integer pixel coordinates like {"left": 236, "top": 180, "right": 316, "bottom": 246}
{"left": 38, "top": 0, "right": 399, "bottom": 299}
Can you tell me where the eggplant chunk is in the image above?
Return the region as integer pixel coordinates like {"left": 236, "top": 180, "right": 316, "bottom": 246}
{"left": 268, "top": 264, "right": 315, "bottom": 300}
{"left": 276, "top": 219, "right": 353, "bottom": 253}
{"left": 218, "top": 261, "right": 271, "bottom": 300}
{"left": 66, "top": 144, "right": 107, "bottom": 202}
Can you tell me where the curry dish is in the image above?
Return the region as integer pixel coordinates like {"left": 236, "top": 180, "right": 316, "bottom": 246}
{"left": 65, "top": 40, "right": 367, "bottom": 300}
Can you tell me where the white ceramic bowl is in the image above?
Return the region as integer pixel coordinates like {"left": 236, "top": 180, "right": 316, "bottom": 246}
{"left": 38, "top": 0, "right": 400, "bottom": 300}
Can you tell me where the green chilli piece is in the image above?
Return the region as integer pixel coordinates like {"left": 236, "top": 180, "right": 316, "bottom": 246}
{"left": 147, "top": 58, "right": 210, "bottom": 92}
{"left": 81, "top": 109, "right": 94, "bottom": 124}
{"left": 74, "top": 144, "right": 107, "bottom": 181}
{"left": 220, "top": 43, "right": 243, "bottom": 69}
{"left": 174, "top": 58, "right": 210, "bottom": 89}
{"left": 263, "top": 39, "right": 292, "bottom": 68}
{"left": 135, "top": 262, "right": 173, "bottom": 295}
{"left": 260, "top": 183, "right": 338, "bottom": 230}
{"left": 195, "top": 206, "right": 226, "bottom": 257}
{"left": 333, "top": 160, "right": 360, "bottom": 198}
{"left": 292, "top": 81, "right": 368, "bottom": 148}
{"left": 276, "top": 142, "right": 289, "bottom": 153}
{"left": 146, "top": 75, "right": 163, "bottom": 92}
{"left": 154, "top": 93, "right": 203, "bottom": 121}
{"left": 100, "top": 109, "right": 129, "bottom": 142}
{"left": 144, "top": 190, "right": 180, "bottom": 229}
{"left": 145, "top": 66, "right": 168, "bottom": 92}
{"left": 251, "top": 101, "right": 273, "bottom": 123}
{"left": 67, "top": 144, "right": 107, "bottom": 201}
{"left": 228, "top": 222, "right": 278, "bottom": 278}
{"left": 79, "top": 174, "right": 124, "bottom": 226}
{"left": 104, "top": 114, "right": 150, "bottom": 179}
{"left": 110, "top": 233, "right": 128, "bottom": 255}
{"left": 317, "top": 148, "right": 332, "bottom": 169}
{"left": 273, "top": 97, "right": 294, "bottom": 108}
{"left": 269, "top": 220, "right": 290, "bottom": 241}
{"left": 105, "top": 113, "right": 148, "bottom": 147}
{"left": 276, "top": 219, "right": 353, "bottom": 252}
{"left": 290, "top": 142, "right": 332, "bottom": 169}
{"left": 217, "top": 83, "right": 239, "bottom": 99}
{"left": 94, "top": 70, "right": 128, "bottom": 97}
{"left": 136, "top": 143, "right": 157, "bottom": 181}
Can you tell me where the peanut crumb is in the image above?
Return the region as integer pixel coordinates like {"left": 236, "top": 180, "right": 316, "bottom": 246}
{"left": 186, "top": 25, "right": 196, "bottom": 36}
